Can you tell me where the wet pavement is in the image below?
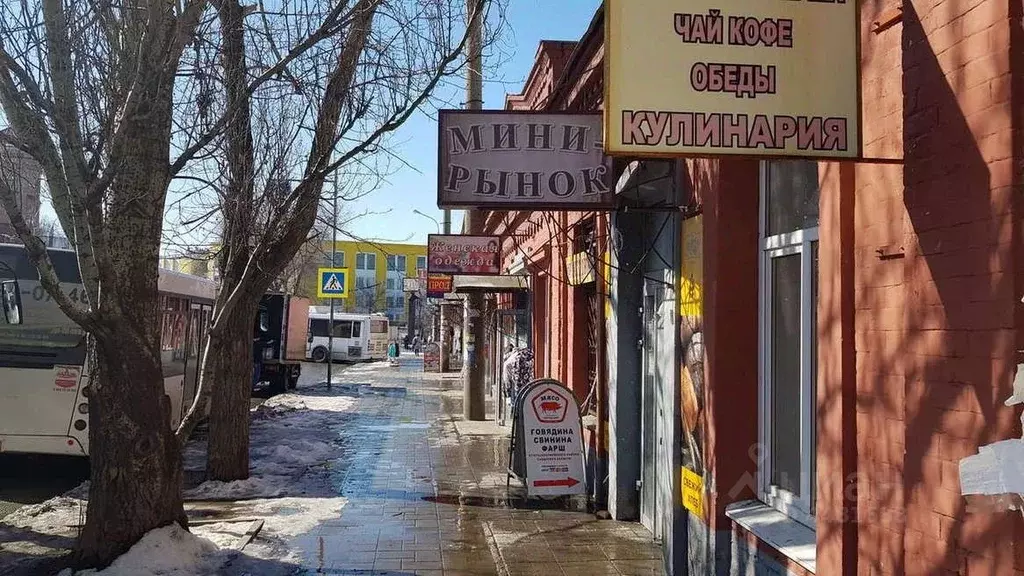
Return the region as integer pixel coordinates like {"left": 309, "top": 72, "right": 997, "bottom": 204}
{"left": 293, "top": 358, "right": 666, "bottom": 576}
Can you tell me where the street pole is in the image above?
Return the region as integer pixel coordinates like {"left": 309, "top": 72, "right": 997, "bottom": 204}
{"left": 462, "top": 0, "right": 486, "bottom": 421}
{"left": 327, "top": 175, "right": 337, "bottom": 390}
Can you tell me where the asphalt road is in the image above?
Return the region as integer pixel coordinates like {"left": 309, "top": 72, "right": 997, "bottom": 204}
{"left": 0, "top": 454, "right": 89, "bottom": 519}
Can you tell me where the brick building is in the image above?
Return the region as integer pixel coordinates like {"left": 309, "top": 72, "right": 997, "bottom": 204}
{"left": 482, "top": 2, "right": 1024, "bottom": 575}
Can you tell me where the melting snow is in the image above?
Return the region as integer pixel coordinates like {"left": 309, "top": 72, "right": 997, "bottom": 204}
{"left": 59, "top": 525, "right": 221, "bottom": 576}
{"left": 4, "top": 365, "right": 360, "bottom": 575}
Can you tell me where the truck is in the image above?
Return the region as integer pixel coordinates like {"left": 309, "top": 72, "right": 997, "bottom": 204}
{"left": 253, "top": 293, "right": 310, "bottom": 394}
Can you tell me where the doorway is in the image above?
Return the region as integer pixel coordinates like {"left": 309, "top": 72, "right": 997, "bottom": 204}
{"left": 640, "top": 270, "right": 676, "bottom": 542}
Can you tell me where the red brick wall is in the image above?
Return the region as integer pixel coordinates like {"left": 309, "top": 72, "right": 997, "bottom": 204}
{"left": 817, "top": 161, "right": 857, "bottom": 576}
{"left": 851, "top": 0, "right": 1024, "bottom": 574}
{"left": 853, "top": 2, "right": 908, "bottom": 573}
{"left": 697, "top": 157, "right": 761, "bottom": 528}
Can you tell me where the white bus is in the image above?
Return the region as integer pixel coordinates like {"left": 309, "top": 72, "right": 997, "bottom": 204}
{"left": 306, "top": 310, "right": 389, "bottom": 362}
{"left": 0, "top": 244, "right": 215, "bottom": 456}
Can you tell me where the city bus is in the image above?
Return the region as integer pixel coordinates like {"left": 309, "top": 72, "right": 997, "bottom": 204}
{"left": 0, "top": 244, "right": 215, "bottom": 456}
{"left": 306, "top": 310, "right": 389, "bottom": 362}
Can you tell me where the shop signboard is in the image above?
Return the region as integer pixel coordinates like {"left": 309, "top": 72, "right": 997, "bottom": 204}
{"left": 423, "top": 343, "right": 441, "bottom": 373}
{"left": 519, "top": 381, "right": 586, "bottom": 497}
{"left": 605, "top": 0, "right": 860, "bottom": 158}
{"left": 428, "top": 234, "right": 501, "bottom": 276}
{"left": 437, "top": 111, "right": 613, "bottom": 209}
{"left": 426, "top": 274, "right": 453, "bottom": 299}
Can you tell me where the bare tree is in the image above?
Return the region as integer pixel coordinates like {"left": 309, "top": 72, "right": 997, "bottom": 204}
{"left": 170, "top": 0, "right": 506, "bottom": 480}
{"left": 0, "top": 0, "right": 207, "bottom": 567}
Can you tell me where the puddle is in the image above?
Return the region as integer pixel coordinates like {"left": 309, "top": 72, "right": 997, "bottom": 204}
{"left": 422, "top": 493, "right": 587, "bottom": 511}
{"left": 362, "top": 422, "right": 429, "bottom": 431}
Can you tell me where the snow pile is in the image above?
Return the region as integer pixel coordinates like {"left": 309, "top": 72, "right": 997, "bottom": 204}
{"left": 185, "top": 391, "right": 355, "bottom": 501}
{"left": 342, "top": 361, "right": 391, "bottom": 374}
{"left": 186, "top": 476, "right": 287, "bottom": 500}
{"left": 59, "top": 524, "right": 222, "bottom": 576}
{"left": 261, "top": 393, "right": 356, "bottom": 413}
{"left": 2, "top": 496, "right": 85, "bottom": 532}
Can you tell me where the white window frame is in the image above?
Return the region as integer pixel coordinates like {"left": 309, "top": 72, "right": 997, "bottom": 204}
{"left": 416, "top": 256, "right": 427, "bottom": 271}
{"left": 758, "top": 161, "right": 818, "bottom": 530}
{"left": 387, "top": 255, "right": 407, "bottom": 273}
{"left": 357, "top": 253, "right": 376, "bottom": 271}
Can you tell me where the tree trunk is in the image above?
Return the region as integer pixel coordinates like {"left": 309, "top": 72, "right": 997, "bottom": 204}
{"left": 206, "top": 297, "right": 259, "bottom": 481}
{"left": 75, "top": 53, "right": 185, "bottom": 566}
{"left": 77, "top": 332, "right": 186, "bottom": 567}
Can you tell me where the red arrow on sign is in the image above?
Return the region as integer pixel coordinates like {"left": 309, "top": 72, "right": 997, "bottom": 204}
{"left": 533, "top": 478, "right": 580, "bottom": 488}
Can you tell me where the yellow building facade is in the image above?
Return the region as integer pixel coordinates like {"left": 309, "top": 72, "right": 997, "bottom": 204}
{"left": 309, "top": 241, "right": 427, "bottom": 324}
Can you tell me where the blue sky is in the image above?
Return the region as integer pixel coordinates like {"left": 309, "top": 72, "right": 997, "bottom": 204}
{"left": 36, "top": 1, "right": 601, "bottom": 252}
{"left": 341, "top": 0, "right": 601, "bottom": 245}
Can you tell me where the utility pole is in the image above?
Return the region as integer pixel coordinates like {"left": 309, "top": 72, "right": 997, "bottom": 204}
{"left": 326, "top": 173, "right": 338, "bottom": 390}
{"left": 462, "top": 0, "right": 486, "bottom": 421}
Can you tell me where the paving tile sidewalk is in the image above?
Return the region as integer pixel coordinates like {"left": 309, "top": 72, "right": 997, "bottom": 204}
{"left": 294, "top": 358, "right": 666, "bottom": 576}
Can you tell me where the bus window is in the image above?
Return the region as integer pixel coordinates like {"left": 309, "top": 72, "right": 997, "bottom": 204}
{"left": 352, "top": 320, "right": 362, "bottom": 338}
{"left": 161, "top": 295, "right": 187, "bottom": 377}
{"left": 309, "top": 318, "right": 330, "bottom": 338}
{"left": 370, "top": 318, "right": 388, "bottom": 334}
{"left": 333, "top": 320, "right": 353, "bottom": 339}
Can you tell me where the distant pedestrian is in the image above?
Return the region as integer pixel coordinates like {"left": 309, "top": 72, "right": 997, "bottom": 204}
{"left": 502, "top": 347, "right": 534, "bottom": 401}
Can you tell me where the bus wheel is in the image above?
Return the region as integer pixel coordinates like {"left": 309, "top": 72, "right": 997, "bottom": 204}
{"left": 312, "top": 346, "right": 328, "bottom": 363}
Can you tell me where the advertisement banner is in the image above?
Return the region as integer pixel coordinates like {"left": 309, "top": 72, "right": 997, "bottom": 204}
{"left": 423, "top": 343, "right": 441, "bottom": 373}
{"left": 428, "top": 234, "right": 501, "bottom": 276}
{"left": 679, "top": 215, "right": 705, "bottom": 519}
{"left": 426, "top": 274, "right": 453, "bottom": 298}
{"left": 438, "top": 111, "right": 613, "bottom": 209}
{"left": 606, "top": 0, "right": 860, "bottom": 158}
{"left": 520, "top": 382, "right": 586, "bottom": 497}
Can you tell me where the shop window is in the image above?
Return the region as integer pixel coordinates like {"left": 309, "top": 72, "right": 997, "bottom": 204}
{"left": 759, "top": 160, "right": 819, "bottom": 529}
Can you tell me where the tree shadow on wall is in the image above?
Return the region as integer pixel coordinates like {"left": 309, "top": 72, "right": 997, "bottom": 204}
{"left": 845, "top": 2, "right": 1024, "bottom": 574}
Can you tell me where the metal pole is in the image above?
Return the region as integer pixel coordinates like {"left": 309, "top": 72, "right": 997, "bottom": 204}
{"left": 327, "top": 175, "right": 337, "bottom": 390}
{"left": 463, "top": 0, "right": 486, "bottom": 421}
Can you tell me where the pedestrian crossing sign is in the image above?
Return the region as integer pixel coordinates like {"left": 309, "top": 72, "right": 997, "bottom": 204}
{"left": 317, "top": 268, "right": 349, "bottom": 299}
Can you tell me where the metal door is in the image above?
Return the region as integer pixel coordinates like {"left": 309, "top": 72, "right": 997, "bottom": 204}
{"left": 640, "top": 286, "right": 660, "bottom": 537}
{"left": 641, "top": 274, "right": 676, "bottom": 543}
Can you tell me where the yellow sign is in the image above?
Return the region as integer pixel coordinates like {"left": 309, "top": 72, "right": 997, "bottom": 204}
{"left": 682, "top": 467, "right": 704, "bottom": 517}
{"left": 566, "top": 252, "right": 596, "bottom": 286}
{"left": 316, "top": 268, "right": 350, "bottom": 299}
{"left": 680, "top": 216, "right": 703, "bottom": 317}
{"left": 606, "top": 0, "right": 859, "bottom": 158}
